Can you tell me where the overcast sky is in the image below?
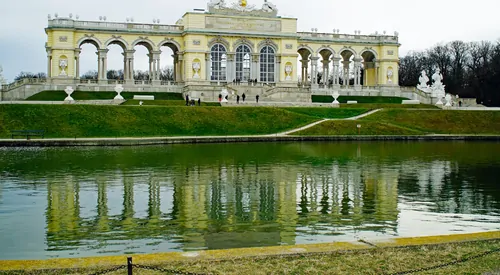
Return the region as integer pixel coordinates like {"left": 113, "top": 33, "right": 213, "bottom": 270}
{"left": 1, "top": 0, "right": 499, "bottom": 82}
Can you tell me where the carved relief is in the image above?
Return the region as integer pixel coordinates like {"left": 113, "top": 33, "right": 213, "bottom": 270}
{"left": 233, "top": 38, "right": 255, "bottom": 51}
{"left": 285, "top": 44, "right": 293, "bottom": 50}
{"left": 193, "top": 40, "right": 201, "bottom": 45}
{"left": 257, "top": 38, "right": 278, "bottom": 51}
{"left": 208, "top": 36, "right": 230, "bottom": 49}
{"left": 387, "top": 50, "right": 394, "bottom": 55}
{"left": 59, "top": 36, "right": 67, "bottom": 42}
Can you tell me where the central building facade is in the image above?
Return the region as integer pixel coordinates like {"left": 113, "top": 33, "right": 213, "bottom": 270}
{"left": 44, "top": 0, "right": 401, "bottom": 100}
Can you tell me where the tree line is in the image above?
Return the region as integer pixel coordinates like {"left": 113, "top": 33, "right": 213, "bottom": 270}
{"left": 399, "top": 40, "right": 500, "bottom": 106}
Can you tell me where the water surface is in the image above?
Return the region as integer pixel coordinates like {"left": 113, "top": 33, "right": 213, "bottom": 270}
{"left": 0, "top": 141, "right": 499, "bottom": 260}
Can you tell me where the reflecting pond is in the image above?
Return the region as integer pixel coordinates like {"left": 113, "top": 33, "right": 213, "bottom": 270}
{"left": 0, "top": 142, "right": 500, "bottom": 260}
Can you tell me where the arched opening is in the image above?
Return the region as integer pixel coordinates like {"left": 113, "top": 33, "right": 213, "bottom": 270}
{"left": 79, "top": 40, "right": 99, "bottom": 80}
{"left": 133, "top": 41, "right": 154, "bottom": 82}
{"left": 106, "top": 42, "right": 126, "bottom": 81}
{"left": 235, "top": 45, "right": 251, "bottom": 82}
{"left": 339, "top": 50, "right": 356, "bottom": 87}
{"left": 210, "top": 44, "right": 227, "bottom": 82}
{"left": 361, "top": 51, "right": 377, "bottom": 87}
{"left": 159, "top": 43, "right": 178, "bottom": 83}
{"left": 298, "top": 48, "right": 312, "bottom": 85}
{"left": 319, "top": 49, "right": 334, "bottom": 87}
{"left": 259, "top": 46, "right": 275, "bottom": 83}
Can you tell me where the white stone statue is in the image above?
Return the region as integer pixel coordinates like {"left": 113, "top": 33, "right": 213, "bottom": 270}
{"left": 208, "top": 0, "right": 226, "bottom": 9}
{"left": 431, "top": 68, "right": 445, "bottom": 93}
{"left": 59, "top": 59, "right": 68, "bottom": 76}
{"left": 285, "top": 64, "right": 292, "bottom": 81}
{"left": 387, "top": 68, "right": 393, "bottom": 84}
{"left": 192, "top": 62, "right": 201, "bottom": 79}
{"left": 220, "top": 88, "right": 229, "bottom": 103}
{"left": 64, "top": 86, "right": 74, "bottom": 101}
{"left": 262, "top": 0, "right": 277, "bottom": 12}
{"left": 417, "top": 70, "right": 429, "bottom": 90}
{"left": 114, "top": 84, "right": 124, "bottom": 100}
{"left": 444, "top": 93, "right": 452, "bottom": 107}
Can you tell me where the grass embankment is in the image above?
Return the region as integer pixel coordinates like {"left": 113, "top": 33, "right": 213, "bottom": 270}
{"left": 4, "top": 239, "right": 499, "bottom": 275}
{"left": 282, "top": 108, "right": 368, "bottom": 119}
{"left": 294, "top": 109, "right": 500, "bottom": 136}
{"left": 0, "top": 105, "right": 328, "bottom": 138}
{"left": 121, "top": 99, "right": 221, "bottom": 107}
{"left": 312, "top": 95, "right": 409, "bottom": 103}
{"left": 26, "top": 91, "right": 184, "bottom": 101}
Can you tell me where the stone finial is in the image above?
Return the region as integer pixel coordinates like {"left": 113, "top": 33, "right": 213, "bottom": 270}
{"left": 48, "top": 14, "right": 51, "bottom": 20}
{"left": 383, "top": 30, "right": 386, "bottom": 35}
{"left": 69, "top": 13, "right": 73, "bottom": 19}
{"left": 103, "top": 16, "right": 107, "bottom": 21}
{"left": 99, "top": 16, "right": 103, "bottom": 21}
{"left": 157, "top": 19, "right": 160, "bottom": 23}
{"left": 394, "top": 31, "right": 399, "bottom": 36}
{"left": 131, "top": 17, "right": 134, "bottom": 22}
{"left": 54, "top": 13, "right": 58, "bottom": 18}
{"left": 76, "top": 14, "right": 79, "bottom": 20}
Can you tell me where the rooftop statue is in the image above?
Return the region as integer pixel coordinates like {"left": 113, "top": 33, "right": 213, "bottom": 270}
{"left": 262, "top": 0, "right": 277, "bottom": 12}
{"left": 0, "top": 65, "right": 6, "bottom": 85}
{"left": 208, "top": 0, "right": 226, "bottom": 9}
{"left": 207, "top": 0, "right": 278, "bottom": 17}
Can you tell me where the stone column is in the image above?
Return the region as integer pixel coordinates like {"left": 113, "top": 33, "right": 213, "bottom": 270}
{"left": 332, "top": 57, "right": 341, "bottom": 86}
{"left": 173, "top": 54, "right": 178, "bottom": 83}
{"left": 74, "top": 49, "right": 81, "bottom": 80}
{"left": 177, "top": 53, "right": 184, "bottom": 83}
{"left": 354, "top": 57, "right": 362, "bottom": 88}
{"left": 46, "top": 48, "right": 52, "bottom": 79}
{"left": 148, "top": 53, "right": 153, "bottom": 80}
{"left": 342, "top": 60, "right": 350, "bottom": 87}
{"left": 275, "top": 55, "right": 281, "bottom": 83}
{"left": 227, "top": 53, "right": 235, "bottom": 83}
{"left": 251, "top": 53, "right": 259, "bottom": 82}
{"left": 151, "top": 51, "right": 161, "bottom": 85}
{"left": 374, "top": 59, "right": 379, "bottom": 86}
{"left": 98, "top": 49, "right": 109, "bottom": 83}
{"left": 124, "top": 50, "right": 135, "bottom": 84}
{"left": 205, "top": 53, "right": 211, "bottom": 81}
{"left": 310, "top": 56, "right": 319, "bottom": 87}
{"left": 322, "top": 59, "right": 330, "bottom": 85}
{"left": 301, "top": 59, "right": 309, "bottom": 84}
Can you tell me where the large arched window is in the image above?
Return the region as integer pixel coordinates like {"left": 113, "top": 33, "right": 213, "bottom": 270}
{"left": 236, "top": 45, "right": 251, "bottom": 81}
{"left": 210, "top": 44, "right": 227, "bottom": 81}
{"left": 260, "top": 46, "right": 275, "bottom": 82}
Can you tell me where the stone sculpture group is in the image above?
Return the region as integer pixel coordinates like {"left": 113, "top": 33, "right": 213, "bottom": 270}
{"left": 417, "top": 68, "right": 450, "bottom": 106}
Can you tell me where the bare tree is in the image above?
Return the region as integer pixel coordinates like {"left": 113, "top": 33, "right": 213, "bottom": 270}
{"left": 81, "top": 70, "right": 98, "bottom": 80}
{"left": 160, "top": 66, "right": 174, "bottom": 81}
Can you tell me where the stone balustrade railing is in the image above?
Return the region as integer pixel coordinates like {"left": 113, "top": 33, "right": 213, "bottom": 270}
{"left": 298, "top": 32, "right": 398, "bottom": 43}
{"left": 2, "top": 78, "right": 47, "bottom": 91}
{"left": 48, "top": 19, "right": 184, "bottom": 33}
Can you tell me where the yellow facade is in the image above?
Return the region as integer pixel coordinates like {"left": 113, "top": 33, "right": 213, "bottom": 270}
{"left": 45, "top": 2, "right": 400, "bottom": 88}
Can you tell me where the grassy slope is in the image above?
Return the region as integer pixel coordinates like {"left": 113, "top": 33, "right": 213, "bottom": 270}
{"left": 121, "top": 100, "right": 221, "bottom": 107}
{"left": 0, "top": 105, "right": 318, "bottom": 138}
{"left": 26, "top": 91, "right": 184, "bottom": 101}
{"left": 312, "top": 95, "right": 409, "bottom": 103}
{"left": 282, "top": 108, "right": 368, "bottom": 119}
{"left": 15, "top": 239, "right": 500, "bottom": 275}
{"left": 294, "top": 109, "right": 500, "bottom": 135}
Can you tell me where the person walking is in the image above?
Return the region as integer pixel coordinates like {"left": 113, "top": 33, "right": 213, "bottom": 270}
{"left": 198, "top": 98, "right": 201, "bottom": 106}
{"left": 256, "top": 94, "right": 259, "bottom": 103}
{"left": 242, "top": 93, "right": 246, "bottom": 102}
{"left": 185, "top": 95, "right": 189, "bottom": 106}
{"left": 237, "top": 95, "right": 240, "bottom": 104}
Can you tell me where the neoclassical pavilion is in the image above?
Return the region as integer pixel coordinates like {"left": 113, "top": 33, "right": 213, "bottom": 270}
{"left": 43, "top": 0, "right": 400, "bottom": 98}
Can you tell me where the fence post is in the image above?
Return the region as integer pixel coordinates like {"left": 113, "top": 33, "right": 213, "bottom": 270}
{"left": 127, "top": 257, "right": 133, "bottom": 275}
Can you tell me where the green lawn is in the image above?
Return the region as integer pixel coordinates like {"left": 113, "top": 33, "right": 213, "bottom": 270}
{"left": 282, "top": 108, "right": 368, "bottom": 119}
{"left": 10, "top": 239, "right": 500, "bottom": 275}
{"left": 121, "top": 100, "right": 221, "bottom": 107}
{"left": 294, "top": 120, "right": 423, "bottom": 136}
{"left": 312, "top": 95, "right": 410, "bottom": 103}
{"left": 0, "top": 105, "right": 318, "bottom": 138}
{"left": 293, "top": 109, "right": 500, "bottom": 135}
{"left": 26, "top": 91, "right": 184, "bottom": 101}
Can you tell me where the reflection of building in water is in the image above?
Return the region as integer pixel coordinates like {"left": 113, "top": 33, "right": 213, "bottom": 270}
{"left": 44, "top": 162, "right": 400, "bottom": 250}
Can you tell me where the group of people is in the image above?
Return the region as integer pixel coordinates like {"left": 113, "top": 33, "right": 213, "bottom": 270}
{"left": 232, "top": 78, "right": 259, "bottom": 85}
{"left": 218, "top": 92, "right": 260, "bottom": 103}
{"left": 185, "top": 95, "right": 201, "bottom": 106}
